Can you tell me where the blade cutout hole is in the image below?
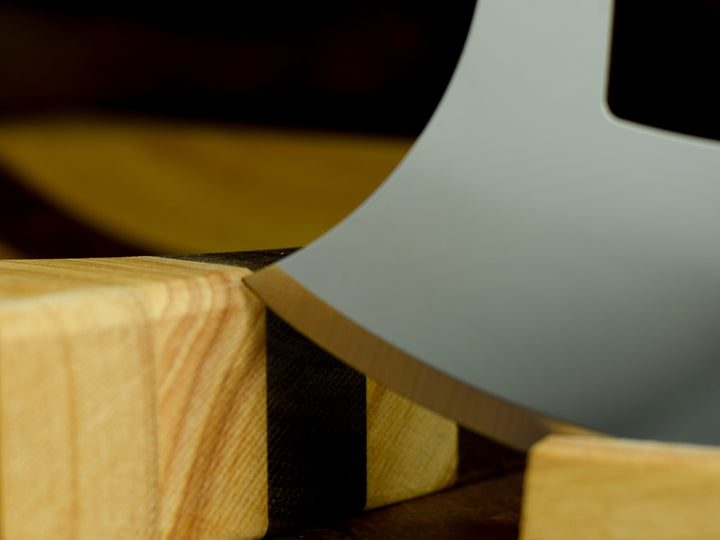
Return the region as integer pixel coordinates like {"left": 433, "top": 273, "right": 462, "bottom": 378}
{"left": 607, "top": 0, "right": 720, "bottom": 141}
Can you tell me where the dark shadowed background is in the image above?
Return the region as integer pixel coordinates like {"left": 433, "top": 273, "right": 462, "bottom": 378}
{"left": 0, "top": 0, "right": 717, "bottom": 259}
{"left": 0, "top": 1, "right": 476, "bottom": 258}
{"left": 0, "top": 1, "right": 475, "bottom": 134}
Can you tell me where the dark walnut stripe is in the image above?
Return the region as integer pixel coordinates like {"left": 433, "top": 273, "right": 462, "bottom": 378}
{"left": 266, "top": 309, "right": 367, "bottom": 534}
{"left": 172, "top": 250, "right": 368, "bottom": 533}
{"left": 0, "top": 162, "right": 144, "bottom": 258}
{"left": 171, "top": 251, "right": 524, "bottom": 537}
{"left": 171, "top": 249, "right": 298, "bottom": 272}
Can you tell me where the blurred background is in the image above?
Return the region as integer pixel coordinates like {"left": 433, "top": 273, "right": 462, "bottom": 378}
{"left": 0, "top": 0, "right": 475, "bottom": 258}
{"left": 1, "top": 0, "right": 718, "bottom": 260}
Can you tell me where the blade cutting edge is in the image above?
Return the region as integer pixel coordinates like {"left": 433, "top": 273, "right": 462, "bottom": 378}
{"left": 246, "top": 0, "right": 720, "bottom": 446}
{"left": 244, "top": 265, "right": 593, "bottom": 451}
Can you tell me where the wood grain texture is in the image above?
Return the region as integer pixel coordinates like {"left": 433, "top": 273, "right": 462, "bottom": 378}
{"left": 0, "top": 254, "right": 463, "bottom": 538}
{"left": 0, "top": 256, "right": 268, "bottom": 539}
{"left": 366, "top": 380, "right": 457, "bottom": 510}
{"left": 521, "top": 434, "right": 720, "bottom": 540}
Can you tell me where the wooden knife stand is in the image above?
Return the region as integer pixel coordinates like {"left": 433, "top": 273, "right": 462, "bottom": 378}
{"left": 1, "top": 255, "right": 718, "bottom": 539}
{"left": 521, "top": 434, "right": 720, "bottom": 539}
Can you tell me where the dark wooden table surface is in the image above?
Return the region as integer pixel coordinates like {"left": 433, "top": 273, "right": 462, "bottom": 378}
{"left": 273, "top": 430, "right": 526, "bottom": 540}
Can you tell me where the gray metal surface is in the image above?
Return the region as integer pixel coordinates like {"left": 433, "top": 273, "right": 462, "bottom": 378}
{"left": 276, "top": 0, "right": 720, "bottom": 444}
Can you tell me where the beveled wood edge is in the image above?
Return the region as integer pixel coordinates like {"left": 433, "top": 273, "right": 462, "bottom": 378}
{"left": 244, "top": 264, "right": 596, "bottom": 451}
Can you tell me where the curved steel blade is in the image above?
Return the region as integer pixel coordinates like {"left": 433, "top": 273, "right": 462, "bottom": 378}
{"left": 247, "top": 0, "right": 720, "bottom": 447}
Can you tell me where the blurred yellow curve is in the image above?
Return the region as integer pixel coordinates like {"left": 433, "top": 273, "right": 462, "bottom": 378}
{"left": 0, "top": 115, "right": 412, "bottom": 255}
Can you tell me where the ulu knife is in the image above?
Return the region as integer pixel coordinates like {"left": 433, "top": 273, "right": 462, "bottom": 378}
{"left": 245, "top": 0, "right": 720, "bottom": 449}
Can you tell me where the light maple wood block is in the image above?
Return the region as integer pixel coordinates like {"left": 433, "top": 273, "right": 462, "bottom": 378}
{"left": 521, "top": 434, "right": 720, "bottom": 540}
{"left": 366, "top": 380, "right": 457, "bottom": 510}
{"left": 0, "top": 255, "right": 457, "bottom": 539}
{"left": 0, "top": 256, "right": 268, "bottom": 539}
